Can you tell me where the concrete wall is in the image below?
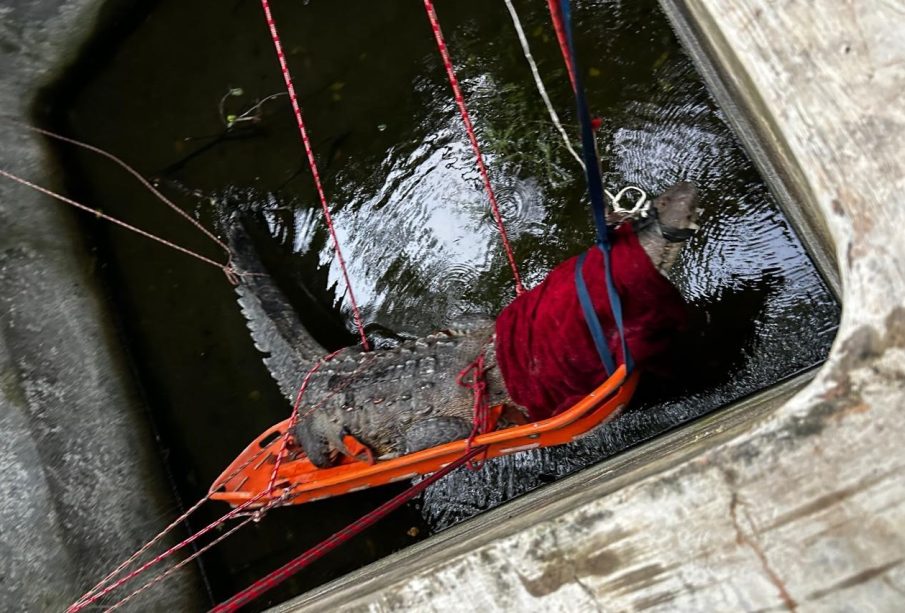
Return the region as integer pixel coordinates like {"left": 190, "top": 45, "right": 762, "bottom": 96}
{"left": 0, "top": 1, "right": 200, "bottom": 609}
{"left": 279, "top": 1, "right": 905, "bottom": 610}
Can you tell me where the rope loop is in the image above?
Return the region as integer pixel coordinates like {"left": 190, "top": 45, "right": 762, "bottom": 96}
{"left": 606, "top": 185, "right": 650, "bottom": 217}
{"left": 456, "top": 350, "right": 493, "bottom": 469}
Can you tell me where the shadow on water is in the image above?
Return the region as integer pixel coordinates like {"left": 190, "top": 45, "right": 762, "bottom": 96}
{"left": 44, "top": 0, "right": 838, "bottom": 608}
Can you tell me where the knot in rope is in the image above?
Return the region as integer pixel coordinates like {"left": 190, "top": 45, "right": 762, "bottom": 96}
{"left": 456, "top": 351, "right": 492, "bottom": 467}
{"left": 606, "top": 185, "right": 650, "bottom": 218}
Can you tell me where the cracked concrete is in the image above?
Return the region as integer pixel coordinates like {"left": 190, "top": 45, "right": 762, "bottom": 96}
{"left": 0, "top": 1, "right": 201, "bottom": 609}
{"left": 275, "top": 0, "right": 905, "bottom": 611}
{"left": 728, "top": 491, "right": 798, "bottom": 611}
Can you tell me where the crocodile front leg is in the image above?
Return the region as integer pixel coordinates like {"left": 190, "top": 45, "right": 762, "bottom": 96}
{"left": 293, "top": 412, "right": 338, "bottom": 468}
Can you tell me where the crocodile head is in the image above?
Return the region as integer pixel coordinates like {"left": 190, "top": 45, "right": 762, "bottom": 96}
{"left": 634, "top": 182, "right": 701, "bottom": 276}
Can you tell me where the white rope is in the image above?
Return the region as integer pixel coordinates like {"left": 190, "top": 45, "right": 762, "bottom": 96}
{"left": 503, "top": 0, "right": 584, "bottom": 170}
{"left": 502, "top": 0, "right": 650, "bottom": 219}
{"left": 606, "top": 185, "right": 649, "bottom": 216}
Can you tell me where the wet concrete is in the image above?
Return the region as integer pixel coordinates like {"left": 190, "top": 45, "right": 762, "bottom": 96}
{"left": 0, "top": 1, "right": 201, "bottom": 609}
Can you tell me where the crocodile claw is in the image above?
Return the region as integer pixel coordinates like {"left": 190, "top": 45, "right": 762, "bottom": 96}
{"left": 293, "top": 416, "right": 335, "bottom": 469}
{"left": 294, "top": 416, "right": 381, "bottom": 468}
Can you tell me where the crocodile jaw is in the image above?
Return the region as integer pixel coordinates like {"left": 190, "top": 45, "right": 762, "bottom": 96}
{"left": 636, "top": 182, "right": 701, "bottom": 276}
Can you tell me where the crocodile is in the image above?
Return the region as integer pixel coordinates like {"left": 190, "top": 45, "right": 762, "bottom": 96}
{"left": 229, "top": 182, "right": 701, "bottom": 468}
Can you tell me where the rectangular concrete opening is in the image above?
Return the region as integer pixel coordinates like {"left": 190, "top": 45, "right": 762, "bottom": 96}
{"left": 39, "top": 0, "right": 841, "bottom": 609}
{"left": 274, "top": 1, "right": 845, "bottom": 610}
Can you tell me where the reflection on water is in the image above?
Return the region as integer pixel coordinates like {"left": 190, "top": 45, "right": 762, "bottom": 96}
{"left": 58, "top": 0, "right": 838, "bottom": 606}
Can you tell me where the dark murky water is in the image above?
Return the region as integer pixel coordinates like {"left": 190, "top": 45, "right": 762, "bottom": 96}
{"left": 51, "top": 0, "right": 838, "bottom": 608}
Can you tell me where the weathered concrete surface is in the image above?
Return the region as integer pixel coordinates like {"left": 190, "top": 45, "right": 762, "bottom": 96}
{"left": 0, "top": 1, "right": 201, "bottom": 610}
{"left": 279, "top": 1, "right": 905, "bottom": 611}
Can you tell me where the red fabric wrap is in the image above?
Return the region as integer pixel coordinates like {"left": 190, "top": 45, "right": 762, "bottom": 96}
{"left": 494, "top": 224, "right": 687, "bottom": 421}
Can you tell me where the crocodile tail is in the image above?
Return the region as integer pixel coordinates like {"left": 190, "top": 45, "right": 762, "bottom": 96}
{"left": 228, "top": 218, "right": 329, "bottom": 401}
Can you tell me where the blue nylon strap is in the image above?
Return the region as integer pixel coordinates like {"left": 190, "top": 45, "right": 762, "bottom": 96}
{"left": 597, "top": 242, "right": 633, "bottom": 373}
{"left": 558, "top": 0, "right": 634, "bottom": 374}
{"left": 557, "top": 0, "right": 608, "bottom": 248}
{"left": 575, "top": 252, "right": 615, "bottom": 376}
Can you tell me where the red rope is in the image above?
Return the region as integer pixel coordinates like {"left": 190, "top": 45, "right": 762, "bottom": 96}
{"left": 456, "top": 351, "right": 492, "bottom": 468}
{"left": 105, "top": 516, "right": 256, "bottom": 612}
{"left": 70, "top": 434, "right": 279, "bottom": 610}
{"left": 9, "top": 121, "right": 234, "bottom": 262}
{"left": 0, "top": 120, "right": 243, "bottom": 284}
{"left": 422, "top": 0, "right": 525, "bottom": 296}
{"left": 259, "top": 0, "right": 370, "bottom": 350}
{"left": 209, "top": 444, "right": 488, "bottom": 613}
{"left": 546, "top": 0, "right": 577, "bottom": 92}
{"left": 67, "top": 490, "right": 270, "bottom": 612}
{"left": 0, "top": 168, "right": 241, "bottom": 284}
{"left": 68, "top": 495, "right": 210, "bottom": 611}
{"left": 266, "top": 348, "right": 341, "bottom": 493}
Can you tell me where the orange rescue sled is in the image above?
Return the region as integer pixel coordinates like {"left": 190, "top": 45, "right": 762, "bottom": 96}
{"left": 211, "top": 366, "right": 638, "bottom": 507}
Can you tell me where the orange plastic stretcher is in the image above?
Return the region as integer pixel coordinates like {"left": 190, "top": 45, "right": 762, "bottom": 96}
{"left": 210, "top": 365, "right": 638, "bottom": 507}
